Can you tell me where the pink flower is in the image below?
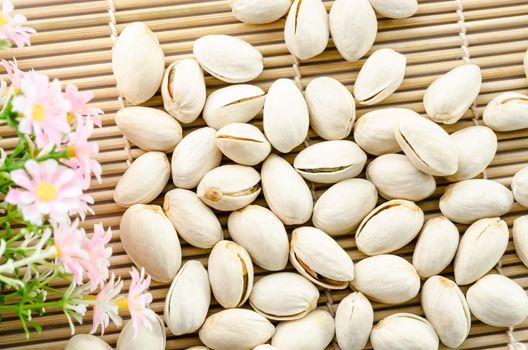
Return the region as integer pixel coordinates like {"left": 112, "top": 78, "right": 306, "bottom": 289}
{"left": 53, "top": 220, "right": 89, "bottom": 285}
{"left": 63, "top": 84, "right": 103, "bottom": 127}
{"left": 0, "top": 59, "right": 23, "bottom": 89}
{"left": 128, "top": 267, "right": 156, "bottom": 339}
{"left": 5, "top": 159, "right": 86, "bottom": 224}
{"left": 82, "top": 223, "right": 112, "bottom": 290}
{"left": 0, "top": 1, "right": 35, "bottom": 48}
{"left": 12, "top": 71, "right": 71, "bottom": 148}
{"left": 89, "top": 273, "right": 123, "bottom": 335}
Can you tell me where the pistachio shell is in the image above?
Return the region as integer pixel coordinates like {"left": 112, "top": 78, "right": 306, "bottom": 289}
{"left": 115, "top": 107, "right": 182, "bottom": 152}
{"left": 187, "top": 348, "right": 210, "bottom": 350}
{"left": 513, "top": 215, "right": 528, "bottom": 268}
{"left": 483, "top": 92, "right": 528, "bottom": 132}
{"left": 253, "top": 346, "right": 277, "bottom": 350}
{"left": 335, "top": 292, "right": 374, "bottom": 350}
{"left": 525, "top": 49, "right": 528, "bottom": 80}
{"left": 117, "top": 315, "right": 166, "bottom": 350}
{"left": 229, "top": 0, "right": 292, "bottom": 24}
{"left": 368, "top": 0, "right": 418, "bottom": 18}
{"left": 193, "top": 35, "right": 263, "bottom": 83}
{"left": 112, "top": 22, "right": 165, "bottom": 105}
{"left": 370, "top": 313, "right": 439, "bottom": 350}
{"left": 203, "top": 84, "right": 266, "bottom": 129}
{"left": 216, "top": 123, "right": 271, "bottom": 166}
{"left": 271, "top": 310, "right": 335, "bottom": 350}
{"left": 65, "top": 335, "right": 112, "bottom": 350}
{"left": 512, "top": 166, "right": 528, "bottom": 207}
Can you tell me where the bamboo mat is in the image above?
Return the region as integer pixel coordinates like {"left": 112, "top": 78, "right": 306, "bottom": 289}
{"left": 1, "top": 0, "right": 528, "bottom": 349}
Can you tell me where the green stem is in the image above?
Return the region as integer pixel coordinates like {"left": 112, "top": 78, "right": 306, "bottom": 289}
{"left": 0, "top": 150, "right": 69, "bottom": 173}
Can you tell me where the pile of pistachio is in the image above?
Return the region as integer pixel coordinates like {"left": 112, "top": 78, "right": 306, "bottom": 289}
{"left": 67, "top": 0, "right": 528, "bottom": 349}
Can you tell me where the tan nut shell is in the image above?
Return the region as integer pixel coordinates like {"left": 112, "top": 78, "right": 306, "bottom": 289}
{"left": 483, "top": 92, "right": 528, "bottom": 132}
{"left": 370, "top": 313, "right": 439, "bottom": 350}
{"left": 271, "top": 310, "right": 335, "bottom": 350}
{"left": 229, "top": 0, "right": 292, "bottom": 24}
{"left": 368, "top": 0, "right": 418, "bottom": 18}
{"left": 66, "top": 335, "right": 112, "bottom": 350}
{"left": 512, "top": 166, "right": 528, "bottom": 207}
{"left": 216, "top": 123, "right": 271, "bottom": 166}
{"left": 513, "top": 215, "right": 528, "bottom": 268}
{"left": 117, "top": 315, "right": 166, "bottom": 350}
{"left": 335, "top": 292, "right": 374, "bottom": 350}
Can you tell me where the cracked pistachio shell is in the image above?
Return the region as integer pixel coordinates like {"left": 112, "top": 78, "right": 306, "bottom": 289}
{"left": 199, "top": 309, "right": 275, "bottom": 350}
{"left": 356, "top": 199, "right": 424, "bottom": 256}
{"left": 366, "top": 154, "right": 436, "bottom": 201}
{"left": 117, "top": 315, "right": 166, "bottom": 350}
{"left": 120, "top": 205, "right": 181, "bottom": 283}
{"left": 313, "top": 178, "right": 378, "bottom": 236}
{"left": 293, "top": 140, "right": 367, "bottom": 184}
{"left": 305, "top": 77, "right": 355, "bottom": 140}
{"left": 115, "top": 107, "right": 182, "bottom": 152}
{"left": 353, "top": 108, "right": 420, "bottom": 156}
{"left": 354, "top": 48, "right": 406, "bottom": 105}
{"left": 161, "top": 58, "right": 206, "bottom": 123}
{"left": 114, "top": 152, "right": 170, "bottom": 207}
{"left": 228, "top": 205, "right": 289, "bottom": 271}
{"left": 454, "top": 218, "right": 509, "bottom": 285}
{"left": 271, "top": 310, "right": 335, "bottom": 350}
{"left": 112, "top": 22, "right": 165, "bottom": 105}
{"left": 330, "top": 0, "right": 377, "bottom": 62}
{"left": 203, "top": 84, "right": 266, "bottom": 129}
{"left": 290, "top": 226, "right": 354, "bottom": 289}
{"left": 439, "top": 179, "right": 514, "bottom": 224}
{"left": 263, "top": 79, "right": 309, "bottom": 153}
{"left": 193, "top": 35, "right": 263, "bottom": 83}
{"left": 216, "top": 123, "right": 271, "bottom": 166}
{"left": 65, "top": 335, "right": 112, "bottom": 350}
{"left": 249, "top": 272, "right": 319, "bottom": 321}
{"left": 424, "top": 64, "right": 482, "bottom": 124}
{"left": 368, "top": 0, "right": 418, "bottom": 18}
{"left": 467, "top": 274, "right": 528, "bottom": 327}
{"left": 163, "top": 189, "right": 222, "bottom": 249}
{"left": 513, "top": 167, "right": 528, "bottom": 207}
{"left": 422, "top": 276, "right": 470, "bottom": 348}
{"left": 335, "top": 292, "right": 374, "bottom": 350}
{"left": 370, "top": 313, "right": 439, "bottom": 350}
{"left": 483, "top": 92, "right": 528, "bottom": 132}
{"left": 197, "top": 165, "right": 261, "bottom": 211}
{"left": 164, "top": 261, "right": 210, "bottom": 336}
{"left": 446, "top": 126, "right": 497, "bottom": 182}
{"left": 261, "top": 154, "right": 313, "bottom": 225}
{"left": 208, "top": 240, "right": 254, "bottom": 308}
{"left": 284, "top": 0, "right": 328, "bottom": 60}
{"left": 171, "top": 127, "right": 222, "bottom": 189}
{"left": 229, "top": 0, "right": 292, "bottom": 24}
{"left": 514, "top": 216, "right": 528, "bottom": 268}
{"left": 351, "top": 255, "right": 420, "bottom": 304}
{"left": 395, "top": 115, "right": 459, "bottom": 176}
{"left": 412, "top": 216, "right": 459, "bottom": 279}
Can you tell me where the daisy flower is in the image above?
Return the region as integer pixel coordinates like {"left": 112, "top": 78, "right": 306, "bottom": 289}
{"left": 52, "top": 220, "right": 89, "bottom": 285}
{"left": 88, "top": 273, "right": 123, "bottom": 335}
{"left": 127, "top": 267, "right": 156, "bottom": 339}
{"left": 0, "top": 0, "right": 35, "bottom": 48}
{"left": 82, "top": 223, "right": 112, "bottom": 291}
{"left": 0, "top": 59, "right": 24, "bottom": 89}
{"left": 63, "top": 84, "right": 103, "bottom": 127}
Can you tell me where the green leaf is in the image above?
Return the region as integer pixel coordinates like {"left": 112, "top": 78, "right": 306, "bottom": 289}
{"left": 0, "top": 39, "right": 12, "bottom": 50}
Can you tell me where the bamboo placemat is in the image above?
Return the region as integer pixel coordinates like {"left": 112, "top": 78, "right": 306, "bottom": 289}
{"left": 1, "top": 0, "right": 528, "bottom": 349}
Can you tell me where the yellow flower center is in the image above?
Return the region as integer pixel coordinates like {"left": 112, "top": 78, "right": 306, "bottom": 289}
{"left": 54, "top": 242, "right": 62, "bottom": 257}
{"left": 35, "top": 182, "right": 58, "bottom": 201}
{"left": 67, "top": 112, "right": 75, "bottom": 124}
{"left": 32, "top": 103, "right": 46, "bottom": 122}
{"left": 114, "top": 296, "right": 129, "bottom": 311}
{"left": 0, "top": 15, "right": 8, "bottom": 27}
{"left": 84, "top": 295, "right": 97, "bottom": 301}
{"left": 65, "top": 146, "right": 76, "bottom": 158}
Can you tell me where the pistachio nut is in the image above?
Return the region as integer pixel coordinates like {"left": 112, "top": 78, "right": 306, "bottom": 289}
{"left": 112, "top": 22, "right": 164, "bottom": 105}
{"left": 208, "top": 240, "right": 254, "bottom": 308}
{"left": 229, "top": 0, "right": 292, "bottom": 24}
{"left": 421, "top": 276, "right": 470, "bottom": 348}
{"left": 161, "top": 58, "right": 206, "bottom": 123}
{"left": 454, "top": 217, "right": 509, "bottom": 285}
{"left": 293, "top": 140, "right": 367, "bottom": 184}
{"left": 163, "top": 189, "right": 222, "bottom": 249}
{"left": 199, "top": 309, "right": 275, "bottom": 350}
{"left": 423, "top": 64, "right": 482, "bottom": 124}
{"left": 368, "top": 0, "right": 418, "bottom": 18}
{"left": 366, "top": 153, "right": 436, "bottom": 201}
{"left": 114, "top": 152, "right": 170, "bottom": 207}
{"left": 512, "top": 166, "right": 528, "bottom": 207}
{"left": 249, "top": 272, "right": 319, "bottom": 321}
{"left": 115, "top": 107, "right": 182, "bottom": 152}
{"left": 290, "top": 226, "right": 354, "bottom": 289}
{"left": 261, "top": 154, "right": 313, "bottom": 225}
{"left": 203, "top": 84, "right": 265, "bottom": 129}
{"left": 263, "top": 79, "right": 309, "bottom": 153}
{"left": 514, "top": 215, "right": 528, "bottom": 268}
{"left": 439, "top": 179, "right": 514, "bottom": 224}
{"left": 467, "top": 274, "right": 528, "bottom": 327}
{"left": 354, "top": 108, "right": 420, "bottom": 156}
{"left": 370, "top": 313, "right": 439, "bottom": 350}
{"left": 394, "top": 115, "right": 459, "bottom": 176}
{"left": 66, "top": 335, "right": 112, "bottom": 350}
{"left": 351, "top": 254, "right": 420, "bottom": 304}
{"left": 228, "top": 205, "right": 289, "bottom": 271}
{"left": 446, "top": 125, "right": 497, "bottom": 181}
{"left": 330, "top": 0, "right": 377, "bottom": 62}
{"left": 164, "top": 261, "right": 210, "bottom": 336}
{"left": 356, "top": 199, "right": 424, "bottom": 256}
{"left": 412, "top": 216, "right": 459, "bottom": 279}
{"left": 284, "top": 0, "right": 328, "bottom": 60}
{"left": 171, "top": 127, "right": 222, "bottom": 189}
{"left": 193, "top": 34, "right": 263, "bottom": 83}
{"left": 117, "top": 315, "right": 166, "bottom": 350}
{"left": 120, "top": 205, "right": 181, "bottom": 283}
{"left": 354, "top": 48, "right": 406, "bottom": 105}
{"left": 483, "top": 92, "right": 528, "bottom": 131}
{"left": 313, "top": 178, "right": 378, "bottom": 235}
{"left": 216, "top": 123, "right": 271, "bottom": 166}
{"left": 271, "top": 310, "right": 335, "bottom": 350}
{"left": 335, "top": 292, "right": 373, "bottom": 350}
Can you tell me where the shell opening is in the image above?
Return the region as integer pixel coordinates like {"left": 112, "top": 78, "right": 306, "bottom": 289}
{"left": 294, "top": 252, "right": 344, "bottom": 287}
{"left": 296, "top": 164, "right": 353, "bottom": 174}
{"left": 222, "top": 93, "right": 265, "bottom": 107}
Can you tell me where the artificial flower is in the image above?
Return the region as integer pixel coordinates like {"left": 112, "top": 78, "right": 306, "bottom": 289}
{"left": 0, "top": 0, "right": 35, "bottom": 48}
{"left": 89, "top": 273, "right": 123, "bottom": 335}
{"left": 52, "top": 220, "right": 89, "bottom": 285}
{"left": 127, "top": 267, "right": 156, "bottom": 339}
{"left": 0, "top": 59, "right": 23, "bottom": 89}
{"left": 82, "top": 223, "right": 112, "bottom": 291}
{"left": 63, "top": 84, "right": 103, "bottom": 127}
